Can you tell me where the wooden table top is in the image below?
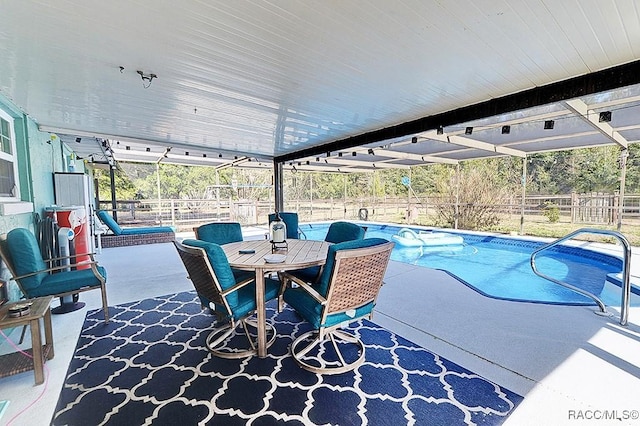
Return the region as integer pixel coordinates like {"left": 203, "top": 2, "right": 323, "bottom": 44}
{"left": 223, "top": 239, "right": 329, "bottom": 271}
{"left": 0, "top": 296, "right": 53, "bottom": 326}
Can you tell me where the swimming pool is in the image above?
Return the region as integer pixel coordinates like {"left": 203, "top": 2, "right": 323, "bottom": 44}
{"left": 300, "top": 222, "right": 638, "bottom": 307}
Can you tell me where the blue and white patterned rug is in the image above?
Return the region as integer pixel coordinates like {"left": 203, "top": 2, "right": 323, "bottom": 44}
{"left": 52, "top": 291, "right": 522, "bottom": 425}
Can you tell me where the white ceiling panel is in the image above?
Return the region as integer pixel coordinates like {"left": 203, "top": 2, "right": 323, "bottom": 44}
{"left": 1, "top": 0, "right": 640, "bottom": 172}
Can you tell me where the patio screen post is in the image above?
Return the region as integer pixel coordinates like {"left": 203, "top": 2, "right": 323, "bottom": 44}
{"left": 273, "top": 160, "right": 284, "bottom": 213}
{"left": 109, "top": 165, "right": 117, "bottom": 222}
{"left": 520, "top": 156, "right": 527, "bottom": 235}
{"left": 618, "top": 147, "right": 628, "bottom": 231}
{"left": 156, "top": 161, "right": 162, "bottom": 225}
{"left": 343, "top": 175, "right": 347, "bottom": 219}
{"left": 454, "top": 164, "right": 460, "bottom": 230}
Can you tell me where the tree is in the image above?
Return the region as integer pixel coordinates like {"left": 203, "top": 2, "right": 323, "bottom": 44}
{"left": 432, "top": 159, "right": 519, "bottom": 230}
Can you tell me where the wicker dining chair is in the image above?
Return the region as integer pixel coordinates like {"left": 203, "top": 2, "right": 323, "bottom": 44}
{"left": 280, "top": 238, "right": 394, "bottom": 374}
{"left": 174, "top": 239, "right": 280, "bottom": 359}
{"left": 287, "top": 220, "right": 367, "bottom": 285}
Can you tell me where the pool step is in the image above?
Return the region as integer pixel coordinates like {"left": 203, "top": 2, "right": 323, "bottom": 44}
{"left": 605, "top": 273, "right": 640, "bottom": 294}
{"left": 602, "top": 273, "right": 640, "bottom": 308}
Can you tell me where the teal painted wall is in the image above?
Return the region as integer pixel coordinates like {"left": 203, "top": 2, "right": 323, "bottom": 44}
{"left": 0, "top": 95, "right": 68, "bottom": 301}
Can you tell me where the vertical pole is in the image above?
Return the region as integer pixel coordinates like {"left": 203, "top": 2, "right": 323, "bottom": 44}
{"left": 618, "top": 148, "right": 628, "bottom": 231}
{"left": 216, "top": 170, "right": 221, "bottom": 220}
{"left": 520, "top": 156, "right": 527, "bottom": 235}
{"left": 372, "top": 171, "right": 376, "bottom": 220}
{"left": 156, "top": 162, "right": 162, "bottom": 225}
{"left": 109, "top": 165, "right": 117, "bottom": 222}
{"left": 273, "top": 160, "right": 284, "bottom": 212}
{"left": 343, "top": 174, "right": 347, "bottom": 219}
{"left": 454, "top": 164, "right": 460, "bottom": 229}
{"left": 310, "top": 173, "right": 314, "bottom": 221}
{"left": 407, "top": 168, "right": 411, "bottom": 224}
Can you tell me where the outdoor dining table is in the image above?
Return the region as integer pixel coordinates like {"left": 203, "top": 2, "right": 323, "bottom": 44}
{"left": 222, "top": 239, "right": 330, "bottom": 358}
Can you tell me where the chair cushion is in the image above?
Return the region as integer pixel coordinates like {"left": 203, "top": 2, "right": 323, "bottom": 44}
{"left": 227, "top": 277, "right": 281, "bottom": 319}
{"left": 289, "top": 265, "right": 321, "bottom": 284}
{"left": 6, "top": 228, "right": 48, "bottom": 292}
{"left": 182, "top": 239, "right": 240, "bottom": 306}
{"left": 324, "top": 221, "right": 365, "bottom": 244}
{"left": 288, "top": 222, "right": 365, "bottom": 284}
{"left": 121, "top": 226, "right": 175, "bottom": 235}
{"left": 97, "top": 211, "right": 123, "bottom": 235}
{"left": 196, "top": 222, "right": 243, "bottom": 245}
{"left": 316, "top": 238, "right": 390, "bottom": 297}
{"left": 283, "top": 286, "right": 375, "bottom": 329}
{"left": 29, "top": 266, "right": 107, "bottom": 297}
{"left": 98, "top": 210, "right": 174, "bottom": 235}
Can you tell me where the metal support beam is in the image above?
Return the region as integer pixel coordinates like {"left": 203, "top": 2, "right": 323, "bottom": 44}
{"left": 277, "top": 59, "right": 640, "bottom": 163}
{"left": 319, "top": 157, "right": 410, "bottom": 169}
{"left": 421, "top": 131, "right": 526, "bottom": 158}
{"left": 521, "top": 156, "right": 527, "bottom": 235}
{"left": 274, "top": 160, "right": 284, "bottom": 212}
{"left": 564, "top": 99, "right": 629, "bottom": 148}
{"left": 348, "top": 146, "right": 459, "bottom": 165}
{"left": 109, "top": 165, "right": 117, "bottom": 222}
{"left": 618, "top": 148, "right": 628, "bottom": 231}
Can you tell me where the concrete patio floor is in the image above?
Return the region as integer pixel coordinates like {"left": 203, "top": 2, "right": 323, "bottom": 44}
{"left": 1, "top": 228, "right": 639, "bottom": 425}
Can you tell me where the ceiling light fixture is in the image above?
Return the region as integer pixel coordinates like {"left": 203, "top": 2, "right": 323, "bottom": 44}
{"left": 544, "top": 120, "right": 554, "bottom": 130}
{"left": 411, "top": 137, "right": 418, "bottom": 143}
{"left": 465, "top": 127, "right": 473, "bottom": 135}
{"left": 437, "top": 126, "right": 444, "bottom": 135}
{"left": 368, "top": 148, "right": 374, "bottom": 155}
{"left": 599, "top": 111, "right": 612, "bottom": 122}
{"left": 502, "top": 125, "right": 511, "bottom": 134}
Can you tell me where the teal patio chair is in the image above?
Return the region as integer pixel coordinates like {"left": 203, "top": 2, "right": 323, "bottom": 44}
{"left": 194, "top": 222, "right": 243, "bottom": 245}
{"left": 324, "top": 221, "right": 366, "bottom": 244}
{"left": 0, "top": 228, "right": 109, "bottom": 322}
{"left": 194, "top": 221, "right": 251, "bottom": 281}
{"left": 290, "top": 221, "right": 367, "bottom": 284}
{"left": 174, "top": 239, "right": 281, "bottom": 358}
{"left": 280, "top": 238, "right": 394, "bottom": 374}
{"left": 268, "top": 212, "right": 305, "bottom": 239}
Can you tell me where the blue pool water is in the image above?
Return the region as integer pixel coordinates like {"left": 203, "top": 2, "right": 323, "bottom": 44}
{"left": 299, "top": 222, "right": 636, "bottom": 307}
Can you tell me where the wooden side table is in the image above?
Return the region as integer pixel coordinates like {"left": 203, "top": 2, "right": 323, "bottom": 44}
{"left": 0, "top": 296, "right": 54, "bottom": 385}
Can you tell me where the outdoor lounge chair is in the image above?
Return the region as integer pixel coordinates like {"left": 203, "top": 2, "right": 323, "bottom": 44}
{"left": 280, "top": 238, "right": 394, "bottom": 374}
{"left": 174, "top": 239, "right": 281, "bottom": 358}
{"left": 96, "top": 210, "right": 175, "bottom": 247}
{"left": 0, "top": 228, "right": 109, "bottom": 322}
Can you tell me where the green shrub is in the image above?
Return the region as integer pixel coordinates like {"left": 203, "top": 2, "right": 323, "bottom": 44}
{"left": 542, "top": 201, "right": 560, "bottom": 223}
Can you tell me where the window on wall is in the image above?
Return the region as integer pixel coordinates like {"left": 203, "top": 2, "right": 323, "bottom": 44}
{"left": 0, "top": 108, "right": 18, "bottom": 201}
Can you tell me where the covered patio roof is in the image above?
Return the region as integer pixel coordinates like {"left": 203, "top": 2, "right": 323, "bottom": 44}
{"left": 2, "top": 2, "right": 640, "bottom": 172}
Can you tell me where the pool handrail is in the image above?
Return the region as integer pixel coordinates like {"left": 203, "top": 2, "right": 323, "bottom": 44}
{"left": 530, "top": 228, "right": 632, "bottom": 326}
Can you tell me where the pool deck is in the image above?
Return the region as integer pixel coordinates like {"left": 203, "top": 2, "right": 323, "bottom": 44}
{"left": 1, "top": 226, "right": 640, "bottom": 425}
